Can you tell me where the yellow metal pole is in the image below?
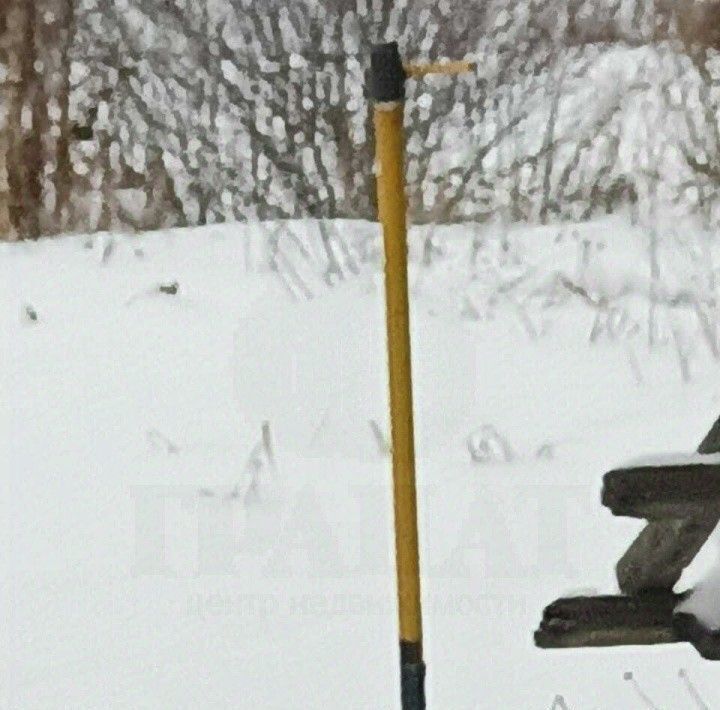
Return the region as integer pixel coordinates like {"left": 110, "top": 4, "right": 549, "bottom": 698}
{"left": 371, "top": 42, "right": 425, "bottom": 710}
{"left": 371, "top": 42, "right": 474, "bottom": 709}
{"left": 375, "top": 102, "right": 423, "bottom": 647}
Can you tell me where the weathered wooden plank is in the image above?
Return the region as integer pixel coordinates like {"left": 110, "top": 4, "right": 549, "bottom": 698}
{"left": 615, "top": 516, "right": 718, "bottom": 595}
{"left": 602, "top": 464, "right": 720, "bottom": 519}
{"left": 535, "top": 592, "right": 681, "bottom": 649}
{"left": 535, "top": 593, "right": 720, "bottom": 661}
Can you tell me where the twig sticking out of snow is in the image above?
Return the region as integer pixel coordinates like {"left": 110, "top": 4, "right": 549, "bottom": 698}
{"left": 158, "top": 281, "right": 179, "bottom": 295}
{"left": 693, "top": 300, "right": 719, "bottom": 361}
{"left": 146, "top": 429, "right": 179, "bottom": 454}
{"left": 369, "top": 419, "right": 390, "bottom": 456}
{"left": 261, "top": 421, "right": 276, "bottom": 472}
{"left": 623, "top": 671, "right": 661, "bottom": 710}
{"left": 273, "top": 247, "right": 314, "bottom": 300}
{"left": 101, "top": 237, "right": 115, "bottom": 265}
{"left": 678, "top": 669, "right": 710, "bottom": 710}
{"left": 241, "top": 449, "right": 263, "bottom": 506}
{"left": 201, "top": 421, "right": 277, "bottom": 504}
{"left": 223, "top": 450, "right": 261, "bottom": 501}
{"left": 125, "top": 281, "right": 180, "bottom": 305}
{"left": 507, "top": 294, "right": 538, "bottom": 339}
{"left": 589, "top": 309, "right": 604, "bottom": 343}
{"left": 242, "top": 421, "right": 276, "bottom": 507}
{"left": 308, "top": 407, "right": 329, "bottom": 448}
{"left": 535, "top": 442, "right": 555, "bottom": 460}
{"left": 625, "top": 344, "right": 644, "bottom": 385}
{"left": 671, "top": 326, "right": 692, "bottom": 383}
{"left": 557, "top": 274, "right": 607, "bottom": 309}
{"left": 557, "top": 275, "right": 624, "bottom": 344}
{"left": 467, "top": 425, "right": 515, "bottom": 464}
{"left": 21, "top": 303, "right": 38, "bottom": 323}
{"left": 267, "top": 224, "right": 314, "bottom": 301}
{"left": 548, "top": 696, "right": 570, "bottom": 710}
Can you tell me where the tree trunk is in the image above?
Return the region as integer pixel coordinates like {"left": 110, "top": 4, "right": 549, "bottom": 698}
{"left": 1, "top": 0, "right": 43, "bottom": 239}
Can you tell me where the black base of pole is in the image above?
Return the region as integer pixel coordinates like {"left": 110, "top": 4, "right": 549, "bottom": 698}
{"left": 400, "top": 640, "right": 425, "bottom": 709}
{"left": 401, "top": 660, "right": 426, "bottom": 709}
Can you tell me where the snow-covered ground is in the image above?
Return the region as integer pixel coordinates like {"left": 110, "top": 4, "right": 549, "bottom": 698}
{"left": 4, "top": 217, "right": 720, "bottom": 708}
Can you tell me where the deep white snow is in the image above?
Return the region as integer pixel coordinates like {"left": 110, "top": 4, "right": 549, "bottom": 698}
{"left": 620, "top": 452, "right": 720, "bottom": 467}
{"left": 4, "top": 218, "right": 720, "bottom": 709}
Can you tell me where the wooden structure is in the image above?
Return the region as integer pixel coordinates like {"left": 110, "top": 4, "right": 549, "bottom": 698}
{"left": 536, "top": 416, "right": 720, "bottom": 659}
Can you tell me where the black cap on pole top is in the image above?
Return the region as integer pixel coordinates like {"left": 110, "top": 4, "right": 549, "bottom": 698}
{"left": 370, "top": 42, "right": 406, "bottom": 102}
